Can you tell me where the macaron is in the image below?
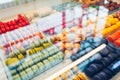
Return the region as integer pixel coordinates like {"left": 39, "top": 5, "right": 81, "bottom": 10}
{"left": 60, "top": 73, "right": 67, "bottom": 80}
{"left": 110, "top": 53, "right": 118, "bottom": 60}
{"left": 85, "top": 47, "right": 93, "bottom": 53}
{"left": 77, "top": 74, "right": 84, "bottom": 80}
{"left": 108, "top": 43, "right": 116, "bottom": 49}
{"left": 108, "top": 54, "right": 115, "bottom": 62}
{"left": 116, "top": 49, "right": 120, "bottom": 56}
{"left": 103, "top": 69, "right": 113, "bottom": 79}
{"left": 89, "top": 53, "right": 102, "bottom": 62}
{"left": 84, "top": 42, "right": 91, "bottom": 48}
{"left": 41, "top": 50, "right": 49, "bottom": 59}
{"left": 70, "top": 55, "right": 77, "bottom": 61}
{"left": 85, "top": 67, "right": 95, "bottom": 77}
{"left": 13, "top": 74, "right": 21, "bottom": 80}
{"left": 25, "top": 68, "right": 34, "bottom": 79}
{"left": 107, "top": 34, "right": 119, "bottom": 42}
{"left": 80, "top": 42, "right": 85, "bottom": 50}
{"left": 101, "top": 59, "right": 108, "bottom": 67}
{"left": 9, "top": 69, "right": 17, "bottom": 75}
{"left": 38, "top": 53, "right": 44, "bottom": 61}
{"left": 31, "top": 65, "right": 39, "bottom": 74}
{"left": 114, "top": 38, "right": 120, "bottom": 47}
{"left": 76, "top": 53, "right": 81, "bottom": 59}
{"left": 106, "top": 45, "right": 115, "bottom": 52}
{"left": 78, "top": 50, "right": 86, "bottom": 57}
{"left": 94, "top": 63, "right": 103, "bottom": 71}
{"left": 100, "top": 48, "right": 109, "bottom": 57}
{"left": 102, "top": 57, "right": 112, "bottom": 65}
{"left": 90, "top": 64, "right": 100, "bottom": 72}
{"left": 86, "top": 37, "right": 93, "bottom": 43}
{"left": 19, "top": 71, "right": 28, "bottom": 80}
{"left": 92, "top": 74, "right": 102, "bottom": 80}
{"left": 93, "top": 43, "right": 101, "bottom": 47}
{"left": 107, "top": 66, "right": 116, "bottom": 75}
{"left": 93, "top": 37, "right": 101, "bottom": 43}
{"left": 101, "top": 38, "right": 108, "bottom": 44}
{"left": 99, "top": 72, "right": 109, "bottom": 80}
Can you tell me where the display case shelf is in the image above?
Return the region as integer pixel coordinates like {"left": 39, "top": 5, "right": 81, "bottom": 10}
{"left": 32, "top": 44, "right": 106, "bottom": 80}
{"left": 46, "top": 44, "right": 106, "bottom": 80}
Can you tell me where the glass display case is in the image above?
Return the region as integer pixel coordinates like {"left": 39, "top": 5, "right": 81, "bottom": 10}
{"left": 0, "top": 0, "right": 120, "bottom": 80}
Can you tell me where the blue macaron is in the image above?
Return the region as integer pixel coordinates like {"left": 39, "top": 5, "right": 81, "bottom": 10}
{"left": 103, "top": 69, "right": 113, "bottom": 79}
{"left": 86, "top": 37, "right": 93, "bottom": 43}
{"left": 101, "top": 38, "right": 108, "bottom": 44}
{"left": 99, "top": 72, "right": 109, "bottom": 80}
{"left": 92, "top": 74, "right": 102, "bottom": 80}
{"left": 85, "top": 47, "right": 93, "bottom": 53}
{"left": 70, "top": 55, "right": 77, "bottom": 61}
{"left": 89, "top": 53, "right": 102, "bottom": 62}
{"left": 100, "top": 48, "right": 109, "bottom": 57}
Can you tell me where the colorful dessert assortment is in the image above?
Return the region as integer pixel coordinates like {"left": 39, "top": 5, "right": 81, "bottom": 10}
{"left": 54, "top": 71, "right": 87, "bottom": 80}
{"left": 0, "top": 14, "right": 29, "bottom": 34}
{"left": 52, "top": 48, "right": 104, "bottom": 80}
{"left": 0, "top": 24, "right": 64, "bottom": 80}
{"left": 93, "top": 58, "right": 120, "bottom": 80}
{"left": 6, "top": 50, "right": 64, "bottom": 80}
{"left": 102, "top": 12, "right": 120, "bottom": 37}
{"left": 84, "top": 37, "right": 120, "bottom": 80}
{"left": 0, "top": 26, "right": 44, "bottom": 56}
{"left": 70, "top": 36, "right": 102, "bottom": 61}
{"left": 1, "top": 1, "right": 120, "bottom": 80}
{"left": 55, "top": 27, "right": 83, "bottom": 59}
{"left": 3, "top": 28, "right": 64, "bottom": 80}
{"left": 107, "top": 30, "right": 120, "bottom": 43}
{"left": 107, "top": 30, "right": 120, "bottom": 54}
{"left": 103, "top": 0, "right": 120, "bottom": 12}
{"left": 76, "top": 0, "right": 120, "bottom": 12}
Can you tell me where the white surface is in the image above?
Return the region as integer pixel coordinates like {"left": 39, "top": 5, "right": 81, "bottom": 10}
{"left": 0, "top": 0, "right": 71, "bottom": 19}
{"left": 0, "top": 0, "right": 13, "bottom": 4}
{"left": 45, "top": 44, "right": 106, "bottom": 80}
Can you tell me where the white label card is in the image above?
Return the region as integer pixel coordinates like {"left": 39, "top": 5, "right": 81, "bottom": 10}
{"left": 65, "top": 9, "right": 74, "bottom": 21}
{"left": 54, "top": 26, "right": 62, "bottom": 34}
{"left": 74, "top": 6, "right": 83, "bottom": 18}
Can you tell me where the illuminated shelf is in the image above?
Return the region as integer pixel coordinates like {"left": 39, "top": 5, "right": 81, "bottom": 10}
{"left": 45, "top": 44, "right": 106, "bottom": 80}
{"left": 32, "top": 44, "right": 106, "bottom": 80}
